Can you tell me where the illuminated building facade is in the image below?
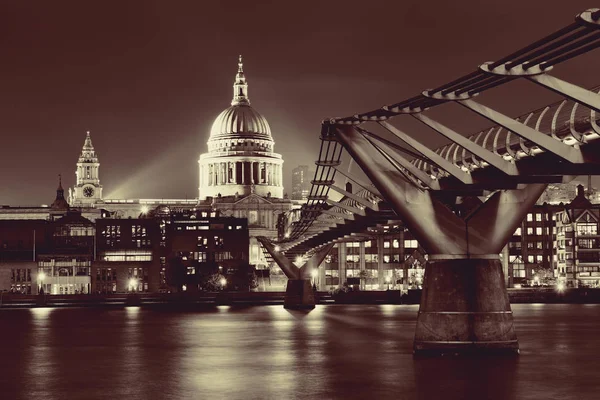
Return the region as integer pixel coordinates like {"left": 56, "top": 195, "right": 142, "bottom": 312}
{"left": 555, "top": 184, "right": 600, "bottom": 288}
{"left": 504, "top": 204, "right": 559, "bottom": 287}
{"left": 315, "top": 226, "right": 425, "bottom": 291}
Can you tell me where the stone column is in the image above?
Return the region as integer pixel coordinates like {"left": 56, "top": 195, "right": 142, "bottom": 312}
{"left": 267, "top": 163, "right": 272, "bottom": 185}
{"left": 241, "top": 162, "right": 245, "bottom": 184}
{"left": 233, "top": 162, "right": 237, "bottom": 184}
{"left": 250, "top": 162, "right": 254, "bottom": 184}
{"left": 208, "top": 164, "right": 213, "bottom": 186}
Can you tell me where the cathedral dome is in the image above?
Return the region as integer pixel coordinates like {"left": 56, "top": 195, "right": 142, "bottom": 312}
{"left": 208, "top": 55, "right": 273, "bottom": 143}
{"left": 198, "top": 56, "right": 284, "bottom": 201}
{"left": 209, "top": 104, "right": 272, "bottom": 141}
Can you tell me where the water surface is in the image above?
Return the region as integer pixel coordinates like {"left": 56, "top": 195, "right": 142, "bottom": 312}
{"left": 0, "top": 304, "right": 598, "bottom": 400}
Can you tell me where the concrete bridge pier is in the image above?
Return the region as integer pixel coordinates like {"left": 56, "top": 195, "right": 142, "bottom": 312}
{"left": 414, "top": 257, "right": 517, "bottom": 355}
{"left": 257, "top": 238, "right": 333, "bottom": 309}
{"left": 284, "top": 279, "right": 316, "bottom": 309}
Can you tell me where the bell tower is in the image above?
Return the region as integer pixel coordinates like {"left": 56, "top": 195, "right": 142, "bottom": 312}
{"left": 70, "top": 131, "right": 103, "bottom": 206}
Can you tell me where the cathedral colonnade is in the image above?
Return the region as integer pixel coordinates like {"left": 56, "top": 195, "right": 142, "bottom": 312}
{"left": 200, "top": 159, "right": 283, "bottom": 187}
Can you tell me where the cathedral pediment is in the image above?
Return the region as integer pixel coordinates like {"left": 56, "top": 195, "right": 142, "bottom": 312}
{"left": 234, "top": 193, "right": 275, "bottom": 205}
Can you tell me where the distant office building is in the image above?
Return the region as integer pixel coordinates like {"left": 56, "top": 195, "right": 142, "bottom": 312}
{"left": 291, "top": 165, "right": 312, "bottom": 201}
{"left": 318, "top": 225, "right": 425, "bottom": 291}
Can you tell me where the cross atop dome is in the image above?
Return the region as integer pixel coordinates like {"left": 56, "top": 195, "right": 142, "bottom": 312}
{"left": 232, "top": 55, "right": 250, "bottom": 106}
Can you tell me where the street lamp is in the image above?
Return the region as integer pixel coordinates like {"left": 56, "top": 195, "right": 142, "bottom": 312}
{"left": 128, "top": 278, "right": 138, "bottom": 292}
{"left": 220, "top": 277, "right": 227, "bottom": 289}
{"left": 311, "top": 269, "right": 318, "bottom": 290}
{"left": 38, "top": 271, "right": 46, "bottom": 294}
{"left": 385, "top": 276, "right": 391, "bottom": 290}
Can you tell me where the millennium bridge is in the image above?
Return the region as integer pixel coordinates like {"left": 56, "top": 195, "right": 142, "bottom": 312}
{"left": 259, "top": 8, "right": 600, "bottom": 355}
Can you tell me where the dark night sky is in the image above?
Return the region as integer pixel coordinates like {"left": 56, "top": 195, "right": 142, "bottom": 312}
{"left": 2, "top": 0, "right": 599, "bottom": 204}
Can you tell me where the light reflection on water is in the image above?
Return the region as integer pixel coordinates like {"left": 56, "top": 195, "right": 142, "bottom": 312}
{"left": 0, "top": 304, "right": 598, "bottom": 399}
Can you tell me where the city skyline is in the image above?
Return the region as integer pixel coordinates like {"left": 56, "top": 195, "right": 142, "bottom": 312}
{"left": 2, "top": 1, "right": 600, "bottom": 204}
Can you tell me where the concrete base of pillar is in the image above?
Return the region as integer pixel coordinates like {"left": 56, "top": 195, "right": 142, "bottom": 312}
{"left": 284, "top": 279, "right": 315, "bottom": 309}
{"left": 414, "top": 258, "right": 519, "bottom": 356}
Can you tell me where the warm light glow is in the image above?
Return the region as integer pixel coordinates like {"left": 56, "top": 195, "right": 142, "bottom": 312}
{"left": 310, "top": 269, "right": 318, "bottom": 278}
{"left": 557, "top": 282, "right": 566, "bottom": 292}
{"left": 385, "top": 276, "right": 391, "bottom": 283}
{"left": 274, "top": 245, "right": 281, "bottom": 252}
{"left": 38, "top": 271, "right": 46, "bottom": 282}
{"left": 220, "top": 278, "right": 227, "bottom": 287}
{"left": 182, "top": 284, "right": 187, "bottom": 292}
{"left": 295, "top": 256, "right": 303, "bottom": 265}
{"left": 514, "top": 284, "right": 522, "bottom": 289}
{"left": 128, "top": 278, "right": 138, "bottom": 290}
{"left": 141, "top": 205, "right": 149, "bottom": 214}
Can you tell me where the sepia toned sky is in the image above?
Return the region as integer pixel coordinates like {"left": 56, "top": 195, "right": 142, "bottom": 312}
{"left": 1, "top": 0, "right": 599, "bottom": 204}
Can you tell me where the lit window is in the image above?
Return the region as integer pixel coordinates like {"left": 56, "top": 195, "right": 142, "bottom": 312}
{"left": 514, "top": 227, "right": 522, "bottom": 236}
{"left": 536, "top": 213, "right": 542, "bottom": 222}
{"left": 536, "top": 227, "right": 542, "bottom": 235}
{"left": 384, "top": 241, "right": 390, "bottom": 249}
{"left": 527, "top": 213, "right": 533, "bottom": 222}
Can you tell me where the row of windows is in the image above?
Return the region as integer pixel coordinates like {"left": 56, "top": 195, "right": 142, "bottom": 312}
{"left": 10, "top": 268, "right": 31, "bottom": 282}
{"left": 514, "top": 227, "right": 553, "bottom": 236}
{"left": 102, "top": 255, "right": 152, "bottom": 262}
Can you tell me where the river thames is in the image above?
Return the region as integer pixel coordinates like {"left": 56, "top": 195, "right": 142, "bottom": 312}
{"left": 0, "top": 304, "right": 598, "bottom": 399}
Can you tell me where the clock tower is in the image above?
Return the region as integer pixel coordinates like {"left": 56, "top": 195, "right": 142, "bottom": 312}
{"left": 69, "top": 131, "right": 103, "bottom": 206}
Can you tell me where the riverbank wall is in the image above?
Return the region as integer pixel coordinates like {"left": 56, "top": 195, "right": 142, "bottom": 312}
{"left": 1, "top": 288, "right": 599, "bottom": 308}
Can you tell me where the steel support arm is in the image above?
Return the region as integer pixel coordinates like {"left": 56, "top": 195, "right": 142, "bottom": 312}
{"left": 325, "top": 199, "right": 366, "bottom": 216}
{"left": 527, "top": 74, "right": 600, "bottom": 114}
{"left": 334, "top": 124, "right": 468, "bottom": 255}
{"left": 327, "top": 184, "right": 379, "bottom": 211}
{"left": 466, "top": 183, "right": 548, "bottom": 253}
{"left": 332, "top": 167, "right": 382, "bottom": 197}
{"left": 378, "top": 121, "right": 473, "bottom": 184}
{"left": 361, "top": 130, "right": 440, "bottom": 189}
{"left": 458, "top": 99, "right": 584, "bottom": 163}
{"left": 256, "top": 237, "right": 300, "bottom": 279}
{"left": 412, "top": 113, "right": 520, "bottom": 175}
{"left": 299, "top": 243, "right": 335, "bottom": 279}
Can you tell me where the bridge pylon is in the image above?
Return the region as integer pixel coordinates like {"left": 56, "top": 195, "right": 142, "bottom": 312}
{"left": 333, "top": 124, "right": 549, "bottom": 355}
{"left": 257, "top": 237, "right": 333, "bottom": 309}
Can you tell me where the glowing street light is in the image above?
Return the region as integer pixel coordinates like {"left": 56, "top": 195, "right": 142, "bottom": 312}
{"left": 38, "top": 271, "right": 46, "bottom": 294}
{"left": 274, "top": 245, "right": 281, "bottom": 252}
{"left": 128, "top": 278, "right": 138, "bottom": 292}
{"left": 220, "top": 277, "right": 227, "bottom": 287}
{"left": 141, "top": 205, "right": 149, "bottom": 214}
{"left": 557, "top": 282, "right": 566, "bottom": 293}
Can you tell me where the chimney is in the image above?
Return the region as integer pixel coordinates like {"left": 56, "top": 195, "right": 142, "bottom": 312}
{"left": 345, "top": 182, "right": 353, "bottom": 194}
{"left": 577, "top": 184, "right": 585, "bottom": 198}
